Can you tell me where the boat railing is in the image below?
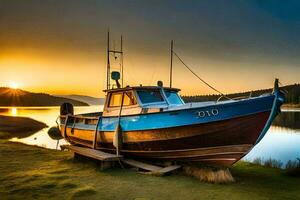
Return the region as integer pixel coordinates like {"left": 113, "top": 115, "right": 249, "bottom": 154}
{"left": 80, "top": 112, "right": 103, "bottom": 117}
{"left": 232, "top": 95, "right": 252, "bottom": 100}
{"left": 60, "top": 114, "right": 98, "bottom": 126}
{"left": 216, "top": 95, "right": 226, "bottom": 103}
{"left": 216, "top": 91, "right": 253, "bottom": 103}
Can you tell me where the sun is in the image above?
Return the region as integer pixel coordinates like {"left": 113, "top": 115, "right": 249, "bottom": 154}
{"left": 9, "top": 82, "right": 19, "bottom": 89}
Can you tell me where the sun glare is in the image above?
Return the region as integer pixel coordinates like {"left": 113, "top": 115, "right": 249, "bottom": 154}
{"left": 9, "top": 82, "right": 19, "bottom": 89}
{"left": 11, "top": 107, "right": 18, "bottom": 116}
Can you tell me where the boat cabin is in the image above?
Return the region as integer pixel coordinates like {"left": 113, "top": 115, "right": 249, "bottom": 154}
{"left": 103, "top": 86, "right": 185, "bottom": 117}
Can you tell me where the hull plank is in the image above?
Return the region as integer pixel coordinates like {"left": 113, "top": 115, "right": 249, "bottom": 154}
{"left": 104, "top": 144, "right": 251, "bottom": 166}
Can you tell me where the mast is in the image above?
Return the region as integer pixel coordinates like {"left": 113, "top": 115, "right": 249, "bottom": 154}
{"left": 106, "top": 31, "right": 124, "bottom": 90}
{"left": 121, "top": 35, "right": 124, "bottom": 87}
{"left": 107, "top": 31, "right": 110, "bottom": 90}
{"left": 170, "top": 40, "right": 173, "bottom": 88}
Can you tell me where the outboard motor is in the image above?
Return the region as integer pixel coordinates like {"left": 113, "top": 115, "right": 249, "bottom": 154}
{"left": 60, "top": 102, "right": 74, "bottom": 116}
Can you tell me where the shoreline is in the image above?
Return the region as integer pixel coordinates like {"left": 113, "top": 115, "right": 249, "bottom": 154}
{"left": 0, "top": 115, "right": 47, "bottom": 139}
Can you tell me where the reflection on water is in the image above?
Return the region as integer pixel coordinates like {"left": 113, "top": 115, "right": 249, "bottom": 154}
{"left": 273, "top": 109, "right": 300, "bottom": 129}
{"left": 244, "top": 110, "right": 300, "bottom": 164}
{"left": 0, "top": 107, "right": 19, "bottom": 116}
{"left": 11, "top": 107, "right": 17, "bottom": 116}
{"left": 244, "top": 126, "right": 300, "bottom": 164}
{"left": 0, "top": 106, "right": 299, "bottom": 164}
{"left": 0, "top": 106, "right": 103, "bottom": 149}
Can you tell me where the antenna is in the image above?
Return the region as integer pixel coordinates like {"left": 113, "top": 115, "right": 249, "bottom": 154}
{"left": 107, "top": 31, "right": 110, "bottom": 90}
{"left": 121, "top": 35, "right": 124, "bottom": 87}
{"left": 170, "top": 40, "right": 173, "bottom": 88}
{"left": 106, "top": 31, "right": 124, "bottom": 90}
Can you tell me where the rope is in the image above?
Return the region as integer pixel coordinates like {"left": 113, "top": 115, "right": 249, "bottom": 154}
{"left": 172, "top": 51, "right": 232, "bottom": 100}
{"left": 278, "top": 80, "right": 288, "bottom": 94}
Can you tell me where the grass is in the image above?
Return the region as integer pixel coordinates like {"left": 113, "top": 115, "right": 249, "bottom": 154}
{"left": 252, "top": 157, "right": 283, "bottom": 169}
{"left": 264, "top": 158, "right": 283, "bottom": 169}
{"left": 183, "top": 165, "right": 235, "bottom": 183}
{"left": 252, "top": 157, "right": 300, "bottom": 174}
{"left": 0, "top": 140, "right": 300, "bottom": 200}
{"left": 0, "top": 115, "right": 47, "bottom": 139}
{"left": 285, "top": 159, "right": 300, "bottom": 177}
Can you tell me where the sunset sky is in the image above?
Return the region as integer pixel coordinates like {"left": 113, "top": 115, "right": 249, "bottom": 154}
{"left": 0, "top": 0, "right": 300, "bottom": 97}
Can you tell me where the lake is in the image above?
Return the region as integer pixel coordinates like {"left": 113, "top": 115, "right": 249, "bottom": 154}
{"left": 0, "top": 106, "right": 299, "bottom": 165}
{"left": 0, "top": 106, "right": 103, "bottom": 149}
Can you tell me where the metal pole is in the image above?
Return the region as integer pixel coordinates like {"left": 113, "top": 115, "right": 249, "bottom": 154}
{"left": 107, "top": 31, "right": 110, "bottom": 90}
{"left": 170, "top": 40, "right": 173, "bottom": 88}
{"left": 121, "top": 35, "right": 123, "bottom": 87}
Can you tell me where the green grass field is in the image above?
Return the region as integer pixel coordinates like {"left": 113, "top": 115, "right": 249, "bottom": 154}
{"left": 0, "top": 140, "right": 300, "bottom": 200}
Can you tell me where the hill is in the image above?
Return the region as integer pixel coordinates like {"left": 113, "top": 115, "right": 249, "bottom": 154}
{"left": 182, "top": 83, "right": 300, "bottom": 105}
{"left": 0, "top": 87, "right": 88, "bottom": 106}
{"left": 56, "top": 95, "right": 105, "bottom": 105}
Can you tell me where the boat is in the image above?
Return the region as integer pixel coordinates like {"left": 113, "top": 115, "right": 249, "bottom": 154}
{"left": 57, "top": 33, "right": 285, "bottom": 166}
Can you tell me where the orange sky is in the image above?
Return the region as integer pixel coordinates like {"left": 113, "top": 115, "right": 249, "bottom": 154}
{"left": 0, "top": 45, "right": 297, "bottom": 98}
{"left": 0, "top": 1, "right": 299, "bottom": 97}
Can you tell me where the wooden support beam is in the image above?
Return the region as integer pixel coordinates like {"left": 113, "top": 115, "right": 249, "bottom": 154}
{"left": 122, "top": 159, "right": 181, "bottom": 175}
{"left": 156, "top": 165, "right": 181, "bottom": 174}
{"left": 60, "top": 145, "right": 180, "bottom": 175}
{"left": 61, "top": 145, "right": 122, "bottom": 161}
{"left": 122, "top": 159, "right": 162, "bottom": 171}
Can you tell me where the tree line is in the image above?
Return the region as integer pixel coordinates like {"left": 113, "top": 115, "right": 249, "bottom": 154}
{"left": 182, "top": 84, "right": 300, "bottom": 105}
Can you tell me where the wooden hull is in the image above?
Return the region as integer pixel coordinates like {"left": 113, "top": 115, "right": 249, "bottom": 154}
{"left": 60, "top": 111, "right": 270, "bottom": 166}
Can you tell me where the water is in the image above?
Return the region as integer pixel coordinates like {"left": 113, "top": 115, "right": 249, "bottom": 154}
{"left": 0, "top": 106, "right": 299, "bottom": 164}
{"left": 244, "top": 109, "right": 300, "bottom": 164}
{"left": 0, "top": 106, "right": 103, "bottom": 149}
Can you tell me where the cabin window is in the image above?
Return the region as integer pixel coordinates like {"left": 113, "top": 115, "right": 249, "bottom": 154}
{"left": 164, "top": 91, "right": 183, "bottom": 105}
{"left": 123, "top": 91, "right": 137, "bottom": 106}
{"left": 108, "top": 92, "right": 122, "bottom": 107}
{"left": 137, "top": 90, "right": 164, "bottom": 104}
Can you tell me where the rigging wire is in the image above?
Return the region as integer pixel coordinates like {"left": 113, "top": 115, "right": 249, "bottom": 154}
{"left": 172, "top": 50, "right": 232, "bottom": 100}
{"left": 278, "top": 80, "right": 288, "bottom": 94}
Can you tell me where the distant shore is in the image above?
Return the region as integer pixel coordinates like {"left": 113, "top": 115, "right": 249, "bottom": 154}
{"left": 0, "top": 87, "right": 89, "bottom": 106}
{"left": 0, "top": 115, "right": 47, "bottom": 139}
{"left": 282, "top": 104, "right": 300, "bottom": 109}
